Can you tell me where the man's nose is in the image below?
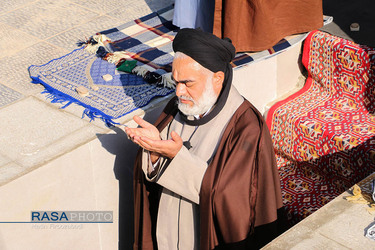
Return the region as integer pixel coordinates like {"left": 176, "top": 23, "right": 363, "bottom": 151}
{"left": 175, "top": 83, "right": 186, "bottom": 97}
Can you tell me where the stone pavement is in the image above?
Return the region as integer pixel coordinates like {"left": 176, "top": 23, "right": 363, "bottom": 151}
{"left": 0, "top": 0, "right": 174, "bottom": 186}
{"left": 263, "top": 189, "right": 375, "bottom": 249}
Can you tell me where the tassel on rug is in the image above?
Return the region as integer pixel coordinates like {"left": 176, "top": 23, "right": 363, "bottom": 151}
{"left": 31, "top": 76, "right": 118, "bottom": 128}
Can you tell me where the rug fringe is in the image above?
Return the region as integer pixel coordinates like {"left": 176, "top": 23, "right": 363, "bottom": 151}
{"left": 106, "top": 51, "right": 132, "bottom": 64}
{"left": 32, "top": 76, "right": 118, "bottom": 128}
{"left": 160, "top": 72, "right": 175, "bottom": 89}
{"left": 132, "top": 66, "right": 149, "bottom": 77}
{"left": 82, "top": 108, "right": 118, "bottom": 127}
{"left": 84, "top": 34, "right": 112, "bottom": 54}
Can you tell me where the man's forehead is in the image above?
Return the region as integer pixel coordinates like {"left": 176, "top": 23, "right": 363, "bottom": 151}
{"left": 172, "top": 55, "right": 212, "bottom": 75}
{"left": 173, "top": 56, "right": 200, "bottom": 72}
{"left": 173, "top": 54, "right": 196, "bottom": 65}
{"left": 171, "top": 65, "right": 196, "bottom": 82}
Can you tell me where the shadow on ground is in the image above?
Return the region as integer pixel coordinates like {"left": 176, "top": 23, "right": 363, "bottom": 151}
{"left": 145, "top": 0, "right": 174, "bottom": 13}
{"left": 322, "top": 0, "right": 375, "bottom": 47}
{"left": 97, "top": 104, "right": 165, "bottom": 249}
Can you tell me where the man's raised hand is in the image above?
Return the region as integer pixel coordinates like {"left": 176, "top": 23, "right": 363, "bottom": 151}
{"left": 125, "top": 115, "right": 160, "bottom": 141}
{"left": 124, "top": 116, "right": 183, "bottom": 160}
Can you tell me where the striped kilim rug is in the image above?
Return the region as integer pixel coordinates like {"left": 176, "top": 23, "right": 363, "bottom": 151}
{"left": 266, "top": 30, "right": 375, "bottom": 225}
{"left": 29, "top": 5, "right": 332, "bottom": 126}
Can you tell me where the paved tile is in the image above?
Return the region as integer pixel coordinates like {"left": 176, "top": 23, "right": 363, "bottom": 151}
{"left": 264, "top": 228, "right": 350, "bottom": 250}
{"left": 263, "top": 224, "right": 315, "bottom": 249}
{"left": 0, "top": 42, "right": 69, "bottom": 95}
{"left": 47, "top": 15, "right": 124, "bottom": 52}
{"left": 0, "top": 162, "right": 25, "bottom": 187}
{"left": 16, "top": 123, "right": 106, "bottom": 169}
{"left": 108, "top": 0, "right": 174, "bottom": 22}
{"left": 0, "top": 22, "right": 41, "bottom": 59}
{"left": 0, "top": 84, "right": 23, "bottom": 108}
{"left": 0, "top": 153, "right": 11, "bottom": 167}
{"left": 289, "top": 235, "right": 350, "bottom": 250}
{"left": 265, "top": 191, "right": 375, "bottom": 249}
{"left": 318, "top": 197, "right": 375, "bottom": 248}
{"left": 0, "top": 0, "right": 36, "bottom": 15}
{"left": 70, "top": 0, "right": 128, "bottom": 15}
{"left": 0, "top": 0, "right": 99, "bottom": 40}
{"left": 0, "top": 97, "right": 105, "bottom": 169}
{"left": 145, "top": 0, "right": 175, "bottom": 12}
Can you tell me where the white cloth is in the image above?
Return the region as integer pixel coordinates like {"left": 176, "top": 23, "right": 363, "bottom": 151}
{"left": 142, "top": 85, "right": 244, "bottom": 249}
{"left": 173, "top": 0, "right": 215, "bottom": 32}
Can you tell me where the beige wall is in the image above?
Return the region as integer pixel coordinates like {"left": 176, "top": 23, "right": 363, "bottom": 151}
{"left": 0, "top": 106, "right": 163, "bottom": 250}
{"left": 0, "top": 134, "right": 119, "bottom": 250}
{"left": 233, "top": 41, "right": 303, "bottom": 114}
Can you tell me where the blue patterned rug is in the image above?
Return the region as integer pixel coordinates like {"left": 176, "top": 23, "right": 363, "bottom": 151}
{"left": 29, "top": 6, "right": 176, "bottom": 127}
{"left": 29, "top": 5, "right": 332, "bottom": 127}
{"left": 29, "top": 47, "right": 173, "bottom": 127}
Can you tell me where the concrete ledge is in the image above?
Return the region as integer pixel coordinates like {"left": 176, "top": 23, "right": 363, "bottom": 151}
{"left": 233, "top": 39, "right": 304, "bottom": 114}
{"left": 263, "top": 189, "right": 375, "bottom": 249}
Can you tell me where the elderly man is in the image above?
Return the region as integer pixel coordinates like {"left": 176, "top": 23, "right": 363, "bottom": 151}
{"left": 126, "top": 28, "right": 283, "bottom": 250}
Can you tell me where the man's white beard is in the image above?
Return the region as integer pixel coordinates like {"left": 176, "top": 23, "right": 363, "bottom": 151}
{"left": 178, "top": 79, "right": 218, "bottom": 116}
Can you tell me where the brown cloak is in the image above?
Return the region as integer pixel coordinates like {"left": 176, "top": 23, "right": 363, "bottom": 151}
{"left": 133, "top": 97, "right": 284, "bottom": 250}
{"left": 213, "top": 0, "right": 323, "bottom": 52}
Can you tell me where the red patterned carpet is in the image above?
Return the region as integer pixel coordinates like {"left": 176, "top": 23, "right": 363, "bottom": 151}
{"left": 267, "top": 30, "right": 375, "bottom": 225}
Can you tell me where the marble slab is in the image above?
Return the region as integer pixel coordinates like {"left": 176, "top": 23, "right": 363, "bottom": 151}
{"left": 0, "top": 97, "right": 105, "bottom": 169}
{"left": 0, "top": 0, "right": 98, "bottom": 40}
{"left": 0, "top": 22, "right": 40, "bottom": 59}
{"left": 0, "top": 84, "right": 23, "bottom": 108}
{"left": 0, "top": 42, "right": 68, "bottom": 95}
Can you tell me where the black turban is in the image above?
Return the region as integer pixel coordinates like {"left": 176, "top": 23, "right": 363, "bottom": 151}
{"left": 173, "top": 28, "right": 237, "bottom": 126}
{"left": 172, "top": 28, "right": 236, "bottom": 73}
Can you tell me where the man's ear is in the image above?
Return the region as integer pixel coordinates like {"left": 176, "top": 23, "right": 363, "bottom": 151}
{"left": 213, "top": 71, "right": 225, "bottom": 85}
{"left": 212, "top": 71, "right": 225, "bottom": 93}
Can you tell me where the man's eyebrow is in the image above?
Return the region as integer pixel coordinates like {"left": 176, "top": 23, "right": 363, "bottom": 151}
{"left": 171, "top": 75, "right": 194, "bottom": 84}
